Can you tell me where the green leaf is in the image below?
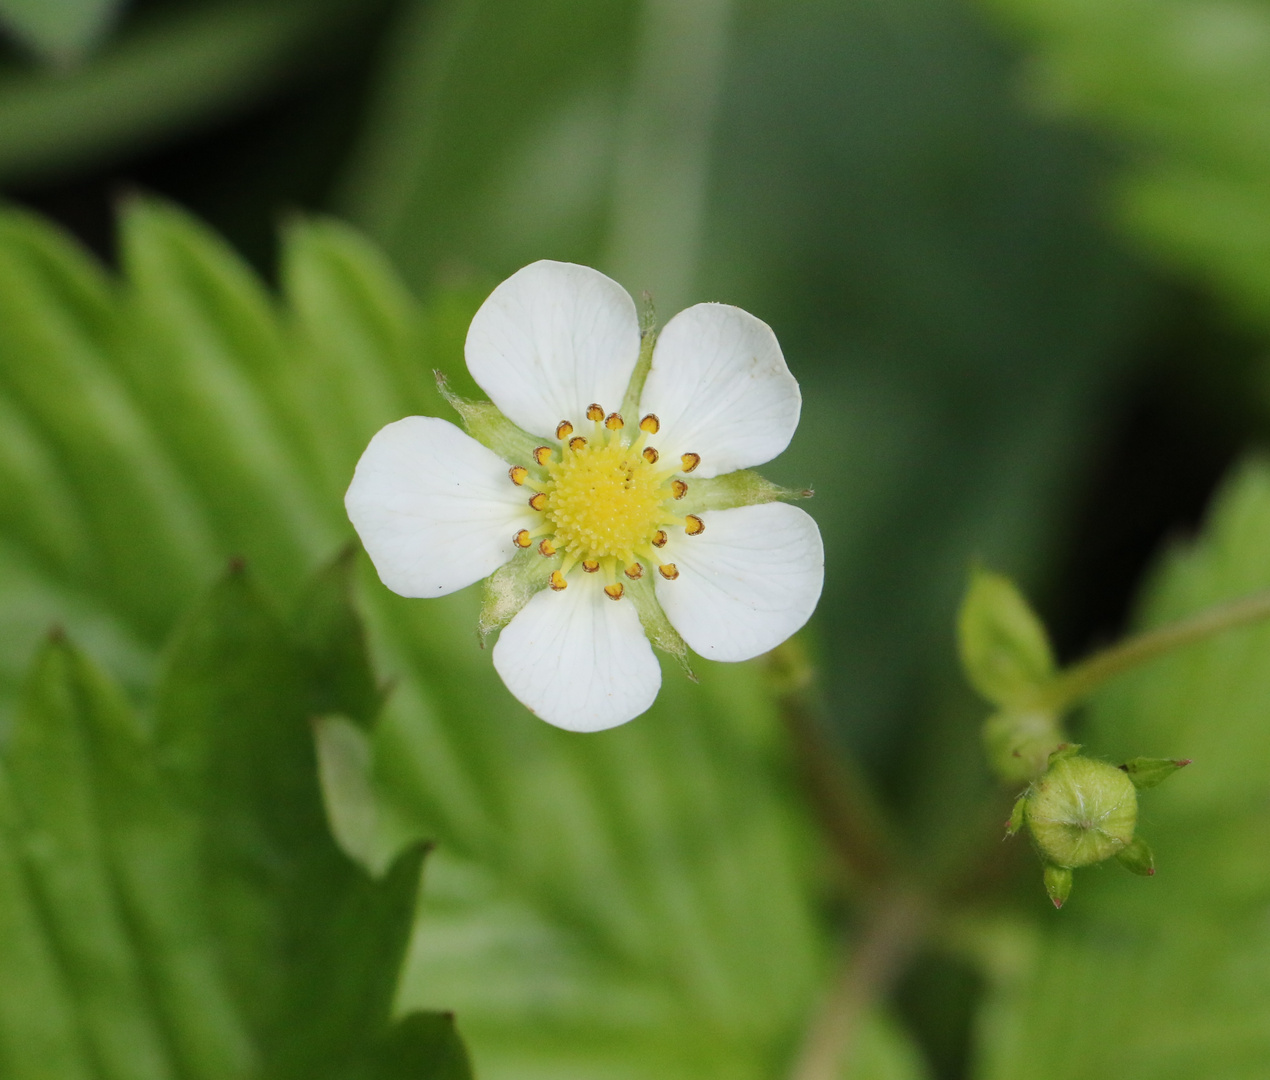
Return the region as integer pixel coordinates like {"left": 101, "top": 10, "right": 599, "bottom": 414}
{"left": 0, "top": 564, "right": 469, "bottom": 1080}
{"left": 0, "top": 0, "right": 121, "bottom": 64}
{"left": 957, "top": 568, "right": 1056, "bottom": 708}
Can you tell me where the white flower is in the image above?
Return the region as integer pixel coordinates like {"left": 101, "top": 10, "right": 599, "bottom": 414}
{"left": 345, "top": 261, "right": 824, "bottom": 732}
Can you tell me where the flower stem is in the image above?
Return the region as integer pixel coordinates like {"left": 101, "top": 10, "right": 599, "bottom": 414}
{"left": 1042, "top": 585, "right": 1270, "bottom": 712}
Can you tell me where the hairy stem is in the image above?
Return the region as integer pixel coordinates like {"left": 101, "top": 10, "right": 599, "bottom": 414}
{"left": 788, "top": 888, "right": 930, "bottom": 1080}
{"left": 1042, "top": 585, "right": 1270, "bottom": 712}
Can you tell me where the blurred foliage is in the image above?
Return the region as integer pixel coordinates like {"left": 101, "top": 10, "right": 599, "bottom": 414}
{"left": 0, "top": 556, "right": 470, "bottom": 1079}
{"left": 0, "top": 0, "right": 122, "bottom": 62}
{"left": 984, "top": 0, "right": 1270, "bottom": 332}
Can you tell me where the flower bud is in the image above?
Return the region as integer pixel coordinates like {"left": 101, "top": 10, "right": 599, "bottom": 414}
{"left": 957, "top": 568, "right": 1056, "bottom": 709}
{"left": 1024, "top": 753, "right": 1137, "bottom": 869}
{"left": 983, "top": 707, "right": 1065, "bottom": 783}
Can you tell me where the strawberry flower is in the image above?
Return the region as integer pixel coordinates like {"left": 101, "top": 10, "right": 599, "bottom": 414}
{"left": 346, "top": 261, "right": 823, "bottom": 731}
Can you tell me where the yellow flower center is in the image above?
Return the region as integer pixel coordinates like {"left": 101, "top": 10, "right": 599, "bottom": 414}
{"left": 543, "top": 438, "right": 664, "bottom": 562}
{"left": 507, "top": 406, "right": 705, "bottom": 598}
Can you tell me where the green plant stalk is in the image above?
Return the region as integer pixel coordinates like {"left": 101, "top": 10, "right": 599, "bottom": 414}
{"left": 1040, "top": 585, "right": 1270, "bottom": 712}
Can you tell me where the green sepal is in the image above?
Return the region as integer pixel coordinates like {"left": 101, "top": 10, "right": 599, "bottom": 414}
{"left": 617, "top": 303, "right": 657, "bottom": 421}
{"left": 436, "top": 371, "right": 543, "bottom": 465}
{"left": 680, "top": 470, "right": 813, "bottom": 514}
{"left": 478, "top": 548, "right": 556, "bottom": 642}
{"left": 1047, "top": 742, "right": 1083, "bottom": 764}
{"left": 1043, "top": 864, "right": 1073, "bottom": 909}
{"left": 1005, "top": 793, "right": 1027, "bottom": 837}
{"left": 626, "top": 576, "right": 696, "bottom": 681}
{"left": 957, "top": 567, "right": 1057, "bottom": 709}
{"left": 982, "top": 708, "right": 1066, "bottom": 783}
{"left": 1119, "top": 756, "right": 1192, "bottom": 790}
{"left": 1116, "top": 836, "right": 1156, "bottom": 877}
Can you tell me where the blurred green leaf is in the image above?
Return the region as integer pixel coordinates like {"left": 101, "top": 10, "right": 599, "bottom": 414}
{"left": 0, "top": 200, "right": 925, "bottom": 1077}
{"left": 971, "top": 459, "right": 1270, "bottom": 1078}
{"left": 957, "top": 568, "right": 1056, "bottom": 708}
{"left": 0, "top": 0, "right": 385, "bottom": 185}
{"left": 982, "top": 0, "right": 1270, "bottom": 330}
{"left": 0, "top": 559, "right": 469, "bottom": 1079}
{"left": 0, "top": 0, "right": 121, "bottom": 64}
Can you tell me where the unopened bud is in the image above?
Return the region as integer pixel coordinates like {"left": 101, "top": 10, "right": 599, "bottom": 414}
{"left": 1119, "top": 757, "right": 1191, "bottom": 790}
{"left": 983, "top": 708, "right": 1065, "bottom": 783}
{"left": 957, "top": 568, "right": 1056, "bottom": 709}
{"left": 1116, "top": 836, "right": 1156, "bottom": 877}
{"left": 1025, "top": 754, "right": 1137, "bottom": 869}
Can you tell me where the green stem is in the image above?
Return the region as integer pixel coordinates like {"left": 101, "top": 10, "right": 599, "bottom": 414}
{"left": 1042, "top": 585, "right": 1270, "bottom": 712}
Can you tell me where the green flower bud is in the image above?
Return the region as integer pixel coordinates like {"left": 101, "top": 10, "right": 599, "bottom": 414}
{"left": 957, "top": 568, "right": 1056, "bottom": 709}
{"left": 983, "top": 707, "right": 1065, "bottom": 783}
{"left": 1024, "top": 754, "right": 1137, "bottom": 869}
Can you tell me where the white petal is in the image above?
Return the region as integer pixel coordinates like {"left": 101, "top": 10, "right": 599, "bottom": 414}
{"left": 656, "top": 503, "right": 823, "bottom": 662}
{"left": 638, "top": 303, "right": 800, "bottom": 478}
{"left": 493, "top": 576, "right": 661, "bottom": 731}
{"left": 345, "top": 416, "right": 532, "bottom": 598}
{"left": 465, "top": 261, "right": 641, "bottom": 438}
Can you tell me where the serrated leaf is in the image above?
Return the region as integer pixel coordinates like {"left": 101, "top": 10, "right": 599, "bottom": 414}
{"left": 0, "top": 564, "right": 468, "bottom": 1080}
{"left": 0, "top": 198, "right": 923, "bottom": 1078}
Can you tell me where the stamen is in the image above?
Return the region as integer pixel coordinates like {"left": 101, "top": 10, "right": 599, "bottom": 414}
{"left": 538, "top": 538, "right": 556, "bottom": 557}
{"left": 639, "top": 414, "right": 660, "bottom": 434}
{"left": 549, "top": 570, "right": 568, "bottom": 591}
{"left": 529, "top": 492, "right": 548, "bottom": 511}
{"left": 604, "top": 582, "right": 625, "bottom": 601}
{"left": 509, "top": 465, "right": 529, "bottom": 485}
{"left": 680, "top": 453, "right": 701, "bottom": 473}
{"left": 586, "top": 403, "right": 605, "bottom": 422}
{"left": 642, "top": 447, "right": 659, "bottom": 464}
{"left": 605, "top": 412, "right": 624, "bottom": 431}
{"left": 582, "top": 559, "right": 600, "bottom": 573}
{"left": 624, "top": 562, "right": 644, "bottom": 579}
{"left": 513, "top": 529, "right": 532, "bottom": 548}
{"left": 651, "top": 530, "right": 668, "bottom": 548}
{"left": 685, "top": 514, "right": 705, "bottom": 536}
{"left": 671, "top": 479, "right": 688, "bottom": 500}
{"left": 533, "top": 446, "right": 553, "bottom": 466}
{"left": 568, "top": 436, "right": 588, "bottom": 452}
{"left": 556, "top": 420, "right": 574, "bottom": 440}
{"left": 658, "top": 563, "right": 679, "bottom": 580}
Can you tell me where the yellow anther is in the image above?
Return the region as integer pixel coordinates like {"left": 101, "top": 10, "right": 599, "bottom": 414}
{"left": 604, "top": 582, "right": 625, "bottom": 601}
{"left": 624, "top": 562, "right": 644, "bottom": 580}
{"left": 549, "top": 570, "right": 568, "bottom": 591}
{"left": 680, "top": 452, "right": 701, "bottom": 473}
{"left": 513, "top": 529, "right": 532, "bottom": 548}
{"left": 642, "top": 446, "right": 659, "bottom": 464}
{"left": 582, "top": 559, "right": 600, "bottom": 573}
{"left": 652, "top": 530, "right": 668, "bottom": 548}
{"left": 671, "top": 479, "right": 688, "bottom": 500}
{"left": 685, "top": 514, "right": 705, "bottom": 536}
{"left": 658, "top": 563, "right": 679, "bottom": 580}
{"left": 538, "top": 538, "right": 556, "bottom": 557}
{"left": 639, "top": 414, "right": 660, "bottom": 434}
{"left": 568, "top": 436, "right": 588, "bottom": 452}
{"left": 605, "top": 412, "right": 624, "bottom": 430}
{"left": 509, "top": 465, "right": 529, "bottom": 485}
{"left": 529, "top": 492, "right": 548, "bottom": 511}
{"left": 586, "top": 403, "right": 605, "bottom": 422}
{"left": 556, "top": 420, "right": 574, "bottom": 440}
{"left": 533, "top": 446, "right": 553, "bottom": 466}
